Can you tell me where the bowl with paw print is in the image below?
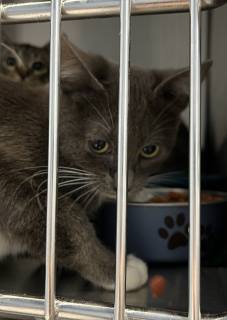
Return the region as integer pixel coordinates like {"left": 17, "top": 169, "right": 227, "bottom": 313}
{"left": 98, "top": 188, "right": 227, "bottom": 263}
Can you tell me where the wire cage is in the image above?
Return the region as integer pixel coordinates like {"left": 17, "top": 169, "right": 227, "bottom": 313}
{"left": 0, "top": 0, "right": 227, "bottom": 319}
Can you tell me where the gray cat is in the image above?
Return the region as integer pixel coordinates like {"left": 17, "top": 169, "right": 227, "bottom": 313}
{"left": 0, "top": 35, "right": 211, "bottom": 291}
{"left": 0, "top": 33, "right": 49, "bottom": 86}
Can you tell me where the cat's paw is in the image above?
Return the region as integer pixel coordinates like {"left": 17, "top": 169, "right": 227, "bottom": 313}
{"left": 126, "top": 254, "right": 148, "bottom": 291}
{"left": 100, "top": 255, "right": 148, "bottom": 291}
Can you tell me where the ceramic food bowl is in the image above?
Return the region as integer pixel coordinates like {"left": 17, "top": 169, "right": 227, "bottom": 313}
{"left": 98, "top": 188, "right": 227, "bottom": 263}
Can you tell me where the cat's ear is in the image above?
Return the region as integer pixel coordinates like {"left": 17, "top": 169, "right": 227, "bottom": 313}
{"left": 61, "top": 34, "right": 110, "bottom": 93}
{"left": 153, "top": 60, "right": 212, "bottom": 112}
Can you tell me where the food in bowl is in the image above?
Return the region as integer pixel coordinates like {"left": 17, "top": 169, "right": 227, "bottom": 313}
{"left": 150, "top": 191, "right": 224, "bottom": 204}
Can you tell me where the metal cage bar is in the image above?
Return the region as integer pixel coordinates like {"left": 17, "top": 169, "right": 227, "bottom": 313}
{"left": 1, "top": 295, "right": 227, "bottom": 320}
{"left": 1, "top": 0, "right": 227, "bottom": 24}
{"left": 189, "top": 0, "right": 201, "bottom": 319}
{"left": 0, "top": 0, "right": 224, "bottom": 320}
{"left": 45, "top": 1, "right": 62, "bottom": 320}
{"left": 114, "top": 0, "right": 131, "bottom": 320}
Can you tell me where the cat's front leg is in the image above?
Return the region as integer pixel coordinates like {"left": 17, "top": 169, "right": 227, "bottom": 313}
{"left": 56, "top": 199, "right": 148, "bottom": 291}
{"left": 2, "top": 182, "right": 148, "bottom": 291}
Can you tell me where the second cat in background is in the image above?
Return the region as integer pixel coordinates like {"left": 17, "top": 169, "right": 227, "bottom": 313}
{"left": 0, "top": 32, "right": 49, "bottom": 86}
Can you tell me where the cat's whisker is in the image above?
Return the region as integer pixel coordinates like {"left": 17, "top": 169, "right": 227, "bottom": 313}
{"left": 58, "top": 179, "right": 98, "bottom": 188}
{"left": 12, "top": 166, "right": 96, "bottom": 177}
{"left": 11, "top": 166, "right": 48, "bottom": 173}
{"left": 12, "top": 166, "right": 97, "bottom": 204}
{"left": 36, "top": 176, "right": 98, "bottom": 195}
{"left": 36, "top": 189, "right": 45, "bottom": 212}
{"left": 11, "top": 170, "right": 48, "bottom": 210}
{"left": 19, "top": 186, "right": 48, "bottom": 215}
{"left": 12, "top": 170, "right": 49, "bottom": 199}
{"left": 81, "top": 183, "right": 99, "bottom": 203}
{"left": 59, "top": 166, "right": 95, "bottom": 173}
{"left": 22, "top": 179, "right": 98, "bottom": 213}
{"left": 58, "top": 174, "right": 97, "bottom": 182}
{"left": 83, "top": 185, "right": 100, "bottom": 209}
{"left": 58, "top": 170, "right": 96, "bottom": 177}
{"left": 59, "top": 167, "right": 97, "bottom": 177}
{"left": 81, "top": 190, "right": 93, "bottom": 206}
{"left": 65, "top": 183, "right": 100, "bottom": 215}
{"left": 72, "top": 183, "right": 99, "bottom": 204}
{"left": 58, "top": 175, "right": 96, "bottom": 182}
{"left": 37, "top": 179, "right": 48, "bottom": 194}
{"left": 13, "top": 168, "right": 96, "bottom": 186}
{"left": 59, "top": 181, "right": 97, "bottom": 200}
{"left": 16, "top": 166, "right": 98, "bottom": 217}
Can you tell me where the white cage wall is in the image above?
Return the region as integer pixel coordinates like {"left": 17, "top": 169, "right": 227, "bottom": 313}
{"left": 0, "top": 1, "right": 227, "bottom": 320}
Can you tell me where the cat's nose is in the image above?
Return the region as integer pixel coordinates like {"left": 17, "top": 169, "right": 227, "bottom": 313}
{"left": 18, "top": 68, "right": 27, "bottom": 80}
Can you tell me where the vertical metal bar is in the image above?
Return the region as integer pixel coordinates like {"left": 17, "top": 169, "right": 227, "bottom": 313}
{"left": 45, "top": 0, "right": 62, "bottom": 319}
{"left": 189, "top": 0, "right": 201, "bottom": 318}
{"left": 114, "top": 0, "right": 131, "bottom": 320}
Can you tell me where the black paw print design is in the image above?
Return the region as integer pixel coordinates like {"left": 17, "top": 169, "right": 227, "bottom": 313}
{"left": 158, "top": 213, "right": 188, "bottom": 250}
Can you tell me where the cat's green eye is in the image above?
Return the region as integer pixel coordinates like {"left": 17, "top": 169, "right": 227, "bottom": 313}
{"left": 90, "top": 140, "right": 109, "bottom": 154}
{"left": 6, "top": 56, "right": 16, "bottom": 67}
{"left": 141, "top": 144, "right": 159, "bottom": 159}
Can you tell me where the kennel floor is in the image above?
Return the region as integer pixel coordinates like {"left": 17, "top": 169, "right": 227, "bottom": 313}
{"left": 0, "top": 257, "right": 227, "bottom": 318}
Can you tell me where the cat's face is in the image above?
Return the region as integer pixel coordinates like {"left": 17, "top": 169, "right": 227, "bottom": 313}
{"left": 59, "top": 37, "right": 211, "bottom": 201}
{"left": 0, "top": 42, "right": 49, "bottom": 86}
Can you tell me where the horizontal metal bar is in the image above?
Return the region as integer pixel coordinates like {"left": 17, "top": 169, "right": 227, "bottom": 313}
{"left": 0, "top": 295, "right": 226, "bottom": 320}
{"left": 0, "top": 295, "right": 44, "bottom": 318}
{"left": 1, "top": 0, "right": 227, "bottom": 24}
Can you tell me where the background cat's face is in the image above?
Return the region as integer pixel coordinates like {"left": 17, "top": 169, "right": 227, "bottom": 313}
{"left": 0, "top": 42, "right": 49, "bottom": 86}
{"left": 59, "top": 37, "right": 211, "bottom": 201}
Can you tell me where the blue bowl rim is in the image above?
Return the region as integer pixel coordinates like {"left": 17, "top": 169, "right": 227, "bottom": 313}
{"left": 106, "top": 188, "right": 227, "bottom": 208}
